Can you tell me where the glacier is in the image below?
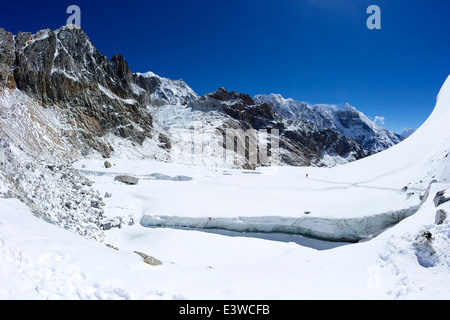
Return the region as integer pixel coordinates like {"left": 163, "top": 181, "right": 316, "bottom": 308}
{"left": 140, "top": 207, "right": 420, "bottom": 242}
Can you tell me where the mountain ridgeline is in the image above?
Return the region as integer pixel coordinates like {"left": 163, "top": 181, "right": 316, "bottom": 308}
{"left": 0, "top": 26, "right": 402, "bottom": 168}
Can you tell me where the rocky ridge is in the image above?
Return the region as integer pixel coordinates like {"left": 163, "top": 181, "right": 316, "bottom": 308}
{"left": 254, "top": 93, "right": 403, "bottom": 154}
{"left": 0, "top": 26, "right": 197, "bottom": 160}
{"left": 185, "top": 87, "right": 369, "bottom": 167}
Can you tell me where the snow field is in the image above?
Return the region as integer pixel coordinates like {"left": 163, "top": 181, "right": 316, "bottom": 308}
{"left": 2, "top": 179, "right": 449, "bottom": 300}
{"left": 1, "top": 75, "right": 449, "bottom": 300}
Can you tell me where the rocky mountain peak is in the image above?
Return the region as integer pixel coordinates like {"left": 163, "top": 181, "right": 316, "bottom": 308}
{"left": 111, "top": 53, "right": 133, "bottom": 83}
{"left": 0, "top": 26, "right": 198, "bottom": 160}
{"left": 205, "top": 87, "right": 255, "bottom": 106}
{"left": 255, "top": 93, "right": 403, "bottom": 154}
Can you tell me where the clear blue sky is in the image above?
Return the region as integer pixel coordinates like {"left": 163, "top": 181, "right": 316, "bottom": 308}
{"left": 1, "top": 0, "right": 449, "bottom": 133}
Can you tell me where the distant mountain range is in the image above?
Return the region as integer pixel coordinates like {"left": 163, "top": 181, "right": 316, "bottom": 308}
{"left": 0, "top": 26, "right": 404, "bottom": 168}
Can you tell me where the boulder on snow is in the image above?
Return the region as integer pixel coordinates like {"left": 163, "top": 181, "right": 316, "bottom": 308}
{"left": 90, "top": 200, "right": 105, "bottom": 209}
{"left": 414, "top": 230, "right": 437, "bottom": 267}
{"left": 104, "top": 160, "right": 112, "bottom": 168}
{"left": 114, "top": 175, "right": 139, "bottom": 185}
{"left": 134, "top": 251, "right": 162, "bottom": 266}
{"left": 433, "top": 190, "right": 450, "bottom": 207}
{"left": 435, "top": 209, "right": 447, "bottom": 225}
{"left": 100, "top": 217, "right": 122, "bottom": 231}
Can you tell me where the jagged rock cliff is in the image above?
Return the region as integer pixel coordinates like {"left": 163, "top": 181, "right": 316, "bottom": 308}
{"left": 0, "top": 26, "right": 197, "bottom": 160}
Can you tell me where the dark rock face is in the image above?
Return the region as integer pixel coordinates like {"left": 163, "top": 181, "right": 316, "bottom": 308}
{"left": 208, "top": 87, "right": 255, "bottom": 105}
{"left": 280, "top": 125, "right": 367, "bottom": 166}
{"left": 11, "top": 28, "right": 155, "bottom": 158}
{"left": 435, "top": 209, "right": 447, "bottom": 225}
{"left": 434, "top": 190, "right": 450, "bottom": 207}
{"left": 158, "top": 133, "right": 171, "bottom": 150}
{"left": 0, "top": 28, "right": 16, "bottom": 89}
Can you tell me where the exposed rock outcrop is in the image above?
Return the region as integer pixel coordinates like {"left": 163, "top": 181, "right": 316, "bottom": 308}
{"left": 114, "top": 175, "right": 139, "bottom": 185}
{"left": 433, "top": 190, "right": 450, "bottom": 207}
{"left": 134, "top": 251, "right": 162, "bottom": 266}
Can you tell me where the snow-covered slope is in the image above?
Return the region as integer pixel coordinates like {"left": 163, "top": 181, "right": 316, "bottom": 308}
{"left": 0, "top": 89, "right": 79, "bottom": 162}
{"left": 324, "top": 75, "right": 450, "bottom": 186}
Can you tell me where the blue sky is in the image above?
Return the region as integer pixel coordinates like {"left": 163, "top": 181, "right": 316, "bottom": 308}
{"left": 1, "top": 0, "right": 449, "bottom": 133}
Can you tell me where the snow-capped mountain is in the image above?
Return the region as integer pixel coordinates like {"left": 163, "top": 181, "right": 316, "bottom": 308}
{"left": 0, "top": 26, "right": 402, "bottom": 169}
{"left": 134, "top": 71, "right": 198, "bottom": 106}
{"left": 0, "top": 26, "right": 196, "bottom": 161}
{"left": 401, "top": 127, "right": 416, "bottom": 139}
{"left": 254, "top": 93, "right": 403, "bottom": 154}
